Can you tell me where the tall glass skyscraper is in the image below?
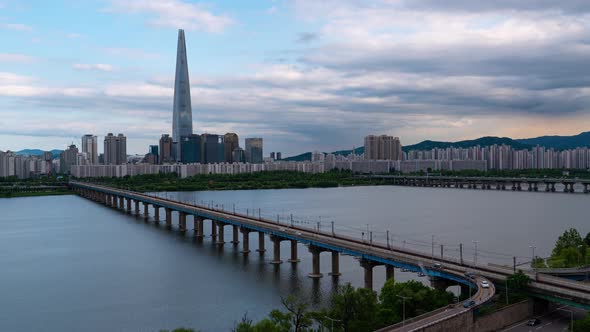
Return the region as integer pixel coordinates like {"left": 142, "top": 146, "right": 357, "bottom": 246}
{"left": 172, "top": 29, "right": 193, "bottom": 160}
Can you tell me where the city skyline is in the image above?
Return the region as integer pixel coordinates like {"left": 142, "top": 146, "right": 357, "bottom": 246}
{"left": 1, "top": 1, "right": 590, "bottom": 156}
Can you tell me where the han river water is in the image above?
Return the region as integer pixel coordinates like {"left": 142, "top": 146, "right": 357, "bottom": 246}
{"left": 0, "top": 186, "right": 588, "bottom": 331}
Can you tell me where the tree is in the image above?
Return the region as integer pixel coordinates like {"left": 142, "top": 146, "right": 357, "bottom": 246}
{"left": 327, "top": 283, "right": 380, "bottom": 332}
{"left": 552, "top": 228, "right": 583, "bottom": 257}
{"left": 584, "top": 232, "right": 590, "bottom": 247}
{"left": 573, "top": 312, "right": 590, "bottom": 331}
{"left": 507, "top": 270, "right": 530, "bottom": 291}
{"left": 531, "top": 257, "right": 547, "bottom": 269}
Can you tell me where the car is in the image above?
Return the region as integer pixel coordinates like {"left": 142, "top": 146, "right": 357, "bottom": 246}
{"left": 481, "top": 281, "right": 489, "bottom": 288}
{"left": 464, "top": 272, "right": 475, "bottom": 278}
{"left": 433, "top": 263, "right": 443, "bottom": 269}
{"left": 463, "top": 300, "right": 475, "bottom": 308}
{"left": 526, "top": 319, "right": 541, "bottom": 326}
{"left": 418, "top": 272, "right": 426, "bottom": 277}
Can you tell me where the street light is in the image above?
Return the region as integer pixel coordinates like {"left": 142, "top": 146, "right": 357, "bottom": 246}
{"left": 529, "top": 245, "right": 536, "bottom": 269}
{"left": 557, "top": 307, "right": 574, "bottom": 332}
{"left": 324, "top": 315, "right": 341, "bottom": 332}
{"left": 472, "top": 240, "right": 478, "bottom": 265}
{"left": 431, "top": 235, "right": 435, "bottom": 263}
{"left": 396, "top": 295, "right": 411, "bottom": 326}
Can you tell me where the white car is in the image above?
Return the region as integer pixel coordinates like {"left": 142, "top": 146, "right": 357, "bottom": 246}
{"left": 481, "top": 281, "right": 490, "bottom": 288}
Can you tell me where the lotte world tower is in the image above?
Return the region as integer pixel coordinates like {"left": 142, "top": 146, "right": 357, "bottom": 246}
{"left": 172, "top": 29, "right": 193, "bottom": 160}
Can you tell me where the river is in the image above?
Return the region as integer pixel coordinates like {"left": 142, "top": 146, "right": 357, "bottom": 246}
{"left": 0, "top": 186, "right": 587, "bottom": 331}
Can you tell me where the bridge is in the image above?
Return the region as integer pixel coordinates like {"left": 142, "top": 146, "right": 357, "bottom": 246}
{"left": 363, "top": 175, "right": 590, "bottom": 193}
{"left": 69, "top": 181, "right": 590, "bottom": 329}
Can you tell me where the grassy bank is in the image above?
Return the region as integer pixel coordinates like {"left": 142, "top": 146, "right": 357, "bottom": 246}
{"left": 87, "top": 170, "right": 390, "bottom": 192}
{"left": 0, "top": 189, "right": 73, "bottom": 198}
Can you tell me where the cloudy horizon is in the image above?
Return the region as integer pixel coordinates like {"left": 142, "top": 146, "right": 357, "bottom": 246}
{"left": 1, "top": 0, "right": 589, "bottom": 156}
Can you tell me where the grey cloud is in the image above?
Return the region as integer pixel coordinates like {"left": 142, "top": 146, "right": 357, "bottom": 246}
{"left": 296, "top": 32, "right": 320, "bottom": 43}
{"left": 403, "top": 0, "right": 590, "bottom": 13}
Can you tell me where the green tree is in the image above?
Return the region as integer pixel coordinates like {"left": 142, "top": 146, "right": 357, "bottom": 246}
{"left": 573, "top": 312, "right": 590, "bottom": 331}
{"left": 584, "top": 232, "right": 590, "bottom": 247}
{"left": 531, "top": 257, "right": 547, "bottom": 269}
{"left": 326, "top": 283, "right": 380, "bottom": 332}
{"left": 552, "top": 228, "right": 583, "bottom": 257}
{"left": 507, "top": 270, "right": 530, "bottom": 291}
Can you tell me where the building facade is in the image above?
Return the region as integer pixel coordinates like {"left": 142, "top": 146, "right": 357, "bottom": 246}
{"left": 223, "top": 133, "right": 239, "bottom": 163}
{"left": 81, "top": 134, "right": 98, "bottom": 164}
{"left": 172, "top": 29, "right": 193, "bottom": 160}
{"left": 364, "top": 135, "right": 402, "bottom": 160}
{"left": 104, "top": 133, "right": 127, "bottom": 165}
{"left": 245, "top": 138, "right": 263, "bottom": 164}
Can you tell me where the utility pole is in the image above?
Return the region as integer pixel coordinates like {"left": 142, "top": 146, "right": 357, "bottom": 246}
{"left": 440, "top": 244, "right": 444, "bottom": 259}
{"left": 431, "top": 235, "right": 435, "bottom": 263}
{"left": 331, "top": 221, "right": 335, "bottom": 236}
{"left": 472, "top": 240, "right": 478, "bottom": 265}
{"left": 513, "top": 256, "right": 516, "bottom": 273}
{"left": 386, "top": 230, "right": 390, "bottom": 249}
{"left": 505, "top": 279, "right": 509, "bottom": 304}
{"left": 460, "top": 243, "right": 463, "bottom": 265}
{"left": 396, "top": 295, "right": 411, "bottom": 327}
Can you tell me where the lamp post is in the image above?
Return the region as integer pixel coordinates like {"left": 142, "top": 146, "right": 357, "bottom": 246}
{"left": 472, "top": 240, "right": 478, "bottom": 265}
{"left": 324, "top": 315, "right": 341, "bottom": 332}
{"left": 557, "top": 307, "right": 573, "bottom": 332}
{"left": 396, "top": 295, "right": 411, "bottom": 326}
{"left": 431, "top": 235, "right": 435, "bottom": 263}
{"left": 529, "top": 245, "right": 536, "bottom": 269}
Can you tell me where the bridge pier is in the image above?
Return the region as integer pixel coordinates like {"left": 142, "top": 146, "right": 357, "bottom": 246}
{"left": 270, "top": 235, "right": 284, "bottom": 264}
{"left": 215, "top": 221, "right": 225, "bottom": 245}
{"left": 584, "top": 184, "right": 589, "bottom": 193}
{"left": 165, "top": 208, "right": 172, "bottom": 228}
{"left": 208, "top": 219, "right": 216, "bottom": 239}
{"left": 329, "top": 251, "right": 341, "bottom": 277}
{"left": 112, "top": 195, "right": 119, "bottom": 208}
{"left": 257, "top": 232, "right": 266, "bottom": 253}
{"left": 460, "top": 283, "right": 471, "bottom": 298}
{"left": 360, "top": 259, "right": 381, "bottom": 291}
{"left": 134, "top": 200, "right": 140, "bottom": 216}
{"left": 154, "top": 206, "right": 159, "bottom": 223}
{"left": 308, "top": 245, "right": 325, "bottom": 278}
{"left": 119, "top": 196, "right": 124, "bottom": 209}
{"left": 240, "top": 227, "right": 251, "bottom": 253}
{"left": 179, "top": 212, "right": 187, "bottom": 233}
{"left": 231, "top": 225, "right": 239, "bottom": 245}
{"left": 288, "top": 240, "right": 300, "bottom": 263}
{"left": 386, "top": 265, "right": 395, "bottom": 281}
{"left": 143, "top": 202, "right": 149, "bottom": 220}
{"left": 126, "top": 198, "right": 131, "bottom": 213}
{"left": 429, "top": 276, "right": 454, "bottom": 291}
{"left": 194, "top": 217, "right": 204, "bottom": 238}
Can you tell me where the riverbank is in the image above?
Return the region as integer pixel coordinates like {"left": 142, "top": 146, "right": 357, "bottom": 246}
{"left": 0, "top": 189, "right": 73, "bottom": 198}
{"left": 88, "top": 170, "right": 390, "bottom": 192}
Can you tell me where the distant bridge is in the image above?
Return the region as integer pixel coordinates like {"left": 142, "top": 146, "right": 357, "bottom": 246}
{"left": 362, "top": 175, "right": 590, "bottom": 193}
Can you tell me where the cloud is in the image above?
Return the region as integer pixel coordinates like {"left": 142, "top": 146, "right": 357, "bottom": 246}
{"left": 106, "top": 0, "right": 233, "bottom": 33}
{"left": 296, "top": 32, "right": 319, "bottom": 43}
{"left": 0, "top": 53, "right": 36, "bottom": 63}
{"left": 0, "top": 22, "right": 33, "bottom": 31}
{"left": 73, "top": 63, "right": 115, "bottom": 72}
{"left": 103, "top": 47, "right": 161, "bottom": 59}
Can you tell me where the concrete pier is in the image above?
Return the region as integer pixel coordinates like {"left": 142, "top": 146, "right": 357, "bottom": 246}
{"left": 240, "top": 227, "right": 251, "bottom": 253}
{"left": 308, "top": 245, "right": 324, "bottom": 278}
{"left": 179, "top": 212, "right": 187, "bottom": 233}
{"left": 231, "top": 225, "right": 239, "bottom": 245}
{"left": 329, "top": 251, "right": 341, "bottom": 277}
{"left": 165, "top": 208, "right": 172, "bottom": 228}
{"left": 119, "top": 196, "right": 124, "bottom": 209}
{"left": 288, "top": 240, "right": 300, "bottom": 263}
{"left": 134, "top": 200, "right": 140, "bottom": 216}
{"left": 126, "top": 198, "right": 131, "bottom": 213}
{"left": 386, "top": 265, "right": 395, "bottom": 281}
{"left": 154, "top": 206, "right": 159, "bottom": 223}
{"left": 143, "top": 202, "right": 149, "bottom": 220}
{"left": 211, "top": 219, "right": 217, "bottom": 240}
{"left": 257, "top": 232, "right": 266, "bottom": 253}
{"left": 270, "top": 235, "right": 283, "bottom": 264}
{"left": 216, "top": 221, "right": 225, "bottom": 245}
{"left": 113, "top": 196, "right": 119, "bottom": 208}
{"left": 360, "top": 259, "right": 381, "bottom": 290}
{"left": 195, "top": 217, "right": 204, "bottom": 238}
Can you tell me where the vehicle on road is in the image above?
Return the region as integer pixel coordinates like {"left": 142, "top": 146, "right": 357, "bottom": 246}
{"left": 481, "top": 281, "right": 489, "bottom": 288}
{"left": 433, "top": 263, "right": 443, "bottom": 269}
{"left": 418, "top": 272, "right": 426, "bottom": 277}
{"left": 463, "top": 300, "right": 476, "bottom": 308}
{"left": 526, "top": 318, "right": 541, "bottom": 326}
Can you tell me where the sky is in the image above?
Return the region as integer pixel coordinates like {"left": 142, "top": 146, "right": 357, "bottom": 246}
{"left": 1, "top": 0, "right": 590, "bottom": 156}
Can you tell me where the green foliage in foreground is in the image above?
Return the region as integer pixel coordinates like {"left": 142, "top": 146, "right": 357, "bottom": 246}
{"left": 233, "top": 279, "right": 453, "bottom": 332}
{"left": 87, "top": 170, "right": 390, "bottom": 192}
{"left": 574, "top": 312, "right": 590, "bottom": 331}
{"left": 534, "top": 228, "right": 590, "bottom": 268}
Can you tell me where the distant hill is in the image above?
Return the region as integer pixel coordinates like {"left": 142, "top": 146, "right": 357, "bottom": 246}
{"left": 283, "top": 132, "right": 589, "bottom": 160}
{"left": 404, "top": 136, "right": 531, "bottom": 151}
{"left": 515, "top": 131, "right": 590, "bottom": 150}
{"left": 15, "top": 149, "right": 62, "bottom": 158}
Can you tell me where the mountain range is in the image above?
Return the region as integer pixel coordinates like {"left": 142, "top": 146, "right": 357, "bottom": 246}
{"left": 283, "top": 131, "right": 590, "bottom": 161}
{"left": 15, "top": 149, "right": 63, "bottom": 158}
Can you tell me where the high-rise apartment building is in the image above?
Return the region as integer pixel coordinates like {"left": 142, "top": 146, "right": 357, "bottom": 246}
{"left": 232, "top": 147, "right": 245, "bottom": 163}
{"left": 364, "top": 135, "right": 402, "bottom": 160}
{"left": 245, "top": 138, "right": 263, "bottom": 164}
{"left": 81, "top": 134, "right": 98, "bottom": 164}
{"left": 159, "top": 134, "right": 173, "bottom": 164}
{"left": 172, "top": 29, "right": 193, "bottom": 160}
{"left": 104, "top": 133, "right": 127, "bottom": 165}
{"left": 60, "top": 144, "right": 79, "bottom": 174}
{"left": 223, "top": 133, "right": 239, "bottom": 163}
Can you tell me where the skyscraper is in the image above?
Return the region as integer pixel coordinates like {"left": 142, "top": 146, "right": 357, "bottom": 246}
{"left": 60, "top": 144, "right": 79, "bottom": 174}
{"left": 81, "top": 134, "right": 98, "bottom": 164}
{"left": 201, "top": 133, "right": 224, "bottom": 164}
{"left": 104, "top": 133, "right": 127, "bottom": 165}
{"left": 172, "top": 29, "right": 193, "bottom": 160}
{"left": 245, "top": 138, "right": 263, "bottom": 164}
{"left": 224, "top": 133, "right": 239, "bottom": 163}
{"left": 181, "top": 134, "right": 201, "bottom": 164}
{"left": 159, "top": 134, "right": 173, "bottom": 164}
{"left": 364, "top": 135, "right": 402, "bottom": 160}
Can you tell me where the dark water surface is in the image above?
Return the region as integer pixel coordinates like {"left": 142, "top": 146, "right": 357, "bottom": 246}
{"left": 0, "top": 186, "right": 587, "bottom": 331}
